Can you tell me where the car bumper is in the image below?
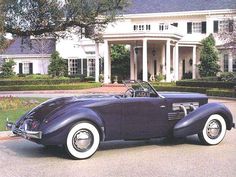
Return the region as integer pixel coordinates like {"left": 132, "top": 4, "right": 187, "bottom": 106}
{"left": 6, "top": 121, "right": 42, "bottom": 139}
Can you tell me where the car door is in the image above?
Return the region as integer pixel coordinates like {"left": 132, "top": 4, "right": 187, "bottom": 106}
{"left": 121, "top": 97, "right": 169, "bottom": 140}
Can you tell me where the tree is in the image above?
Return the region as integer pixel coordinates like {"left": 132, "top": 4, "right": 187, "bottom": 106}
{"left": 48, "top": 51, "right": 67, "bottom": 77}
{"left": 111, "top": 44, "right": 130, "bottom": 80}
{"left": 218, "top": 18, "right": 236, "bottom": 55}
{"left": 1, "top": 0, "right": 128, "bottom": 40}
{"left": 0, "top": 59, "right": 16, "bottom": 78}
{"left": 198, "top": 34, "right": 220, "bottom": 77}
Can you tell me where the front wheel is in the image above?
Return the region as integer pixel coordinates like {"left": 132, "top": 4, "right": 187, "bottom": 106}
{"left": 66, "top": 122, "right": 100, "bottom": 159}
{"left": 198, "top": 114, "right": 226, "bottom": 145}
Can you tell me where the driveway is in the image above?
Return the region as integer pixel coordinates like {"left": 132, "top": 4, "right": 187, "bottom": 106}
{"left": 0, "top": 98, "right": 235, "bottom": 177}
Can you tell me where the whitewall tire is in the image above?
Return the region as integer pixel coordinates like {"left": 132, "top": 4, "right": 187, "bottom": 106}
{"left": 66, "top": 122, "right": 100, "bottom": 159}
{"left": 198, "top": 114, "right": 226, "bottom": 145}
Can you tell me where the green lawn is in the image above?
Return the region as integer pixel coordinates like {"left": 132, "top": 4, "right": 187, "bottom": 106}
{"left": 0, "top": 97, "right": 48, "bottom": 131}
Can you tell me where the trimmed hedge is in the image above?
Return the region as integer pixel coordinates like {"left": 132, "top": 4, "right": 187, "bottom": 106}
{"left": 0, "top": 83, "right": 101, "bottom": 91}
{"left": 0, "top": 78, "right": 81, "bottom": 86}
{"left": 153, "top": 85, "right": 207, "bottom": 93}
{"left": 153, "top": 85, "right": 236, "bottom": 98}
{"left": 176, "top": 80, "right": 236, "bottom": 89}
{"left": 206, "top": 89, "right": 236, "bottom": 98}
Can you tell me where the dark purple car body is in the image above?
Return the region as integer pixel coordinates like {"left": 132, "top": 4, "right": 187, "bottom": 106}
{"left": 7, "top": 81, "right": 235, "bottom": 159}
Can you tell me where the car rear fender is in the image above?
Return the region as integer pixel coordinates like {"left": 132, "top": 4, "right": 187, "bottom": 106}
{"left": 40, "top": 108, "right": 105, "bottom": 145}
{"left": 173, "top": 102, "right": 233, "bottom": 138}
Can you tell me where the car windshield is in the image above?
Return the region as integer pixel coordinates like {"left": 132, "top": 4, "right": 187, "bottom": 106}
{"left": 123, "top": 80, "right": 160, "bottom": 97}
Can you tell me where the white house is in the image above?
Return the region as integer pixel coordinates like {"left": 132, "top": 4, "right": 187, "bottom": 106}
{"left": 56, "top": 36, "right": 104, "bottom": 78}
{"left": 0, "top": 37, "right": 56, "bottom": 74}
{"left": 99, "top": 0, "right": 236, "bottom": 83}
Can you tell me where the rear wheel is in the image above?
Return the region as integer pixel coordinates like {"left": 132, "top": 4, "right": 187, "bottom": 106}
{"left": 66, "top": 122, "right": 100, "bottom": 159}
{"left": 198, "top": 114, "right": 226, "bottom": 145}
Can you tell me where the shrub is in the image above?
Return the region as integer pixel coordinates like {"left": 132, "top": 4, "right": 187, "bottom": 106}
{"left": 153, "top": 85, "right": 207, "bottom": 93}
{"left": 0, "top": 78, "right": 81, "bottom": 86}
{"left": 176, "top": 80, "right": 236, "bottom": 89}
{"left": 182, "top": 72, "right": 192, "bottom": 80}
{"left": 155, "top": 73, "right": 165, "bottom": 82}
{"left": 0, "top": 60, "right": 16, "bottom": 78}
{"left": 218, "top": 72, "right": 236, "bottom": 82}
{"left": 206, "top": 89, "right": 236, "bottom": 98}
{"left": 0, "top": 83, "right": 101, "bottom": 91}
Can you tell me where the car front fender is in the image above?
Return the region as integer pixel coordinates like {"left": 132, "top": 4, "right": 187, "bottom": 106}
{"left": 173, "top": 102, "right": 234, "bottom": 138}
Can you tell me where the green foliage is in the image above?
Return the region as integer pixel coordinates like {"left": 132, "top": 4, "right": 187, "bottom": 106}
{"left": 198, "top": 34, "right": 220, "bottom": 77}
{"left": 0, "top": 59, "right": 16, "bottom": 78}
{"left": 48, "top": 51, "right": 67, "bottom": 77}
{"left": 0, "top": 97, "right": 47, "bottom": 131}
{"left": 206, "top": 89, "right": 236, "bottom": 98}
{"left": 2, "top": 0, "right": 128, "bottom": 40}
{"left": 111, "top": 45, "right": 130, "bottom": 80}
{"left": 0, "top": 82, "right": 101, "bottom": 91}
{"left": 155, "top": 73, "right": 165, "bottom": 82}
{"left": 218, "top": 72, "right": 236, "bottom": 82}
{"left": 0, "top": 78, "right": 81, "bottom": 86}
{"left": 176, "top": 80, "right": 236, "bottom": 89}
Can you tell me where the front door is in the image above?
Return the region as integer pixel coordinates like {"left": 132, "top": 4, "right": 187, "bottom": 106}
{"left": 121, "top": 97, "right": 168, "bottom": 140}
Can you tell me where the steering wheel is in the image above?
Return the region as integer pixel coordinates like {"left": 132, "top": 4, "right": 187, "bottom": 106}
{"left": 124, "top": 88, "right": 135, "bottom": 97}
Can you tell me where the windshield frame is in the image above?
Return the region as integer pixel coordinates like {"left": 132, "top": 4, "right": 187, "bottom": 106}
{"left": 122, "top": 80, "right": 164, "bottom": 98}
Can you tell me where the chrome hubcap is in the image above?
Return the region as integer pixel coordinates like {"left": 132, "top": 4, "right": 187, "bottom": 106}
{"left": 73, "top": 130, "right": 93, "bottom": 152}
{"left": 206, "top": 120, "right": 221, "bottom": 139}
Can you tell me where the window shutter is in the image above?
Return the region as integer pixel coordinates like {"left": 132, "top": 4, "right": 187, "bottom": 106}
{"left": 83, "top": 59, "right": 87, "bottom": 76}
{"left": 229, "top": 20, "right": 234, "bottom": 32}
{"left": 213, "top": 21, "right": 218, "bottom": 33}
{"left": 201, "top": 21, "right": 206, "bottom": 33}
{"left": 187, "top": 22, "right": 192, "bottom": 34}
{"left": 29, "top": 63, "right": 33, "bottom": 74}
{"left": 19, "top": 63, "right": 23, "bottom": 74}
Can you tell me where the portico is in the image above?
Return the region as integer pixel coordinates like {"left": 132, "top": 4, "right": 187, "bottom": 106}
{"left": 100, "top": 37, "right": 198, "bottom": 83}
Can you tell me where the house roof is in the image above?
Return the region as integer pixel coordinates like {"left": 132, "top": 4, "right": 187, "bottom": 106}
{"left": 3, "top": 37, "right": 56, "bottom": 55}
{"left": 125, "top": 0, "right": 236, "bottom": 14}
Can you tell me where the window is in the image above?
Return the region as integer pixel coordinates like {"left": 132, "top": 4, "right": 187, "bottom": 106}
{"left": 159, "top": 23, "right": 168, "bottom": 31}
{"left": 223, "top": 54, "right": 229, "bottom": 72}
{"left": 214, "top": 20, "right": 234, "bottom": 33}
{"left": 192, "top": 22, "right": 202, "bottom": 33}
{"left": 19, "top": 63, "right": 33, "bottom": 74}
{"left": 69, "top": 59, "right": 79, "bottom": 76}
{"left": 133, "top": 24, "right": 151, "bottom": 31}
{"left": 187, "top": 22, "right": 207, "bottom": 34}
{"left": 233, "top": 56, "right": 236, "bottom": 72}
{"left": 219, "top": 20, "right": 228, "bottom": 32}
{"left": 88, "top": 59, "right": 95, "bottom": 76}
{"left": 146, "top": 25, "right": 151, "bottom": 30}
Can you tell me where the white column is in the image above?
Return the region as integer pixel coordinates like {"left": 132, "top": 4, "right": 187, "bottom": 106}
{"left": 143, "top": 39, "right": 148, "bottom": 81}
{"left": 229, "top": 52, "right": 233, "bottom": 72}
{"left": 192, "top": 45, "right": 196, "bottom": 79}
{"left": 95, "top": 42, "right": 100, "bottom": 82}
{"left": 130, "top": 45, "right": 135, "bottom": 80}
{"left": 166, "top": 39, "right": 171, "bottom": 82}
{"left": 104, "top": 40, "right": 111, "bottom": 83}
{"left": 161, "top": 44, "right": 166, "bottom": 75}
{"left": 174, "top": 42, "right": 179, "bottom": 81}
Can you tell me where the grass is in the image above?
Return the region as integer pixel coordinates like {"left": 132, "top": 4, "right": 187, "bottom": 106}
{"left": 0, "top": 97, "right": 48, "bottom": 131}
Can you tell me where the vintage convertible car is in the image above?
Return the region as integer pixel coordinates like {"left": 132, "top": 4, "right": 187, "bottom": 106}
{"left": 6, "top": 80, "right": 235, "bottom": 159}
